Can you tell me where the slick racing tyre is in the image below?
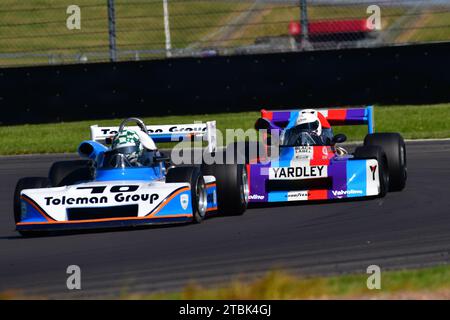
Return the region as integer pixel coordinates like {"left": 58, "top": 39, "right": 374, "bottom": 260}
{"left": 166, "top": 166, "right": 207, "bottom": 223}
{"left": 364, "top": 133, "right": 407, "bottom": 191}
{"left": 49, "top": 160, "right": 93, "bottom": 187}
{"left": 201, "top": 163, "right": 249, "bottom": 216}
{"left": 14, "top": 177, "right": 50, "bottom": 225}
{"left": 353, "top": 145, "right": 389, "bottom": 198}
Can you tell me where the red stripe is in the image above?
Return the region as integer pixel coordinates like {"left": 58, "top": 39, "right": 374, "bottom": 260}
{"left": 317, "top": 112, "right": 331, "bottom": 129}
{"left": 310, "top": 159, "right": 329, "bottom": 166}
{"left": 261, "top": 109, "right": 273, "bottom": 121}
{"left": 308, "top": 190, "right": 328, "bottom": 200}
{"left": 246, "top": 164, "right": 251, "bottom": 195}
{"left": 327, "top": 109, "right": 348, "bottom": 125}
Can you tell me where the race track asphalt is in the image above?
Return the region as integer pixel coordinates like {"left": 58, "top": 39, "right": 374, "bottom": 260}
{"left": 0, "top": 141, "right": 449, "bottom": 298}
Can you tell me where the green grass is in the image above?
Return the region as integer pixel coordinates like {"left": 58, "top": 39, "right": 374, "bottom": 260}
{"left": 404, "top": 10, "right": 450, "bottom": 43}
{"left": 2, "top": 264, "right": 449, "bottom": 300}
{"left": 0, "top": 0, "right": 249, "bottom": 66}
{"left": 1, "top": 2, "right": 448, "bottom": 67}
{"left": 124, "top": 264, "right": 450, "bottom": 299}
{"left": 0, "top": 103, "right": 449, "bottom": 155}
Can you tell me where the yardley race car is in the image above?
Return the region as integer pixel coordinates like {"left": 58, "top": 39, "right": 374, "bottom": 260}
{"left": 14, "top": 118, "right": 248, "bottom": 235}
{"left": 241, "top": 106, "right": 407, "bottom": 203}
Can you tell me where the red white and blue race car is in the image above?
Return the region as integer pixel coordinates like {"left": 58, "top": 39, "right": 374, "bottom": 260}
{"left": 238, "top": 106, "right": 407, "bottom": 203}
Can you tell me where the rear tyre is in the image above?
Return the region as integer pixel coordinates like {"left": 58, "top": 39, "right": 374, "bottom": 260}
{"left": 49, "top": 160, "right": 93, "bottom": 187}
{"left": 166, "top": 166, "right": 207, "bottom": 223}
{"left": 201, "top": 164, "right": 249, "bottom": 216}
{"left": 14, "top": 177, "right": 50, "bottom": 235}
{"left": 353, "top": 146, "right": 389, "bottom": 198}
{"left": 364, "top": 133, "right": 407, "bottom": 192}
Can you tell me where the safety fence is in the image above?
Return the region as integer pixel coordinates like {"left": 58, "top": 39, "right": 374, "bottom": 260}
{"left": 0, "top": 0, "right": 450, "bottom": 67}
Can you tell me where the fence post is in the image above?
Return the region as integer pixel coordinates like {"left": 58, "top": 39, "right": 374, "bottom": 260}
{"left": 107, "top": 0, "right": 117, "bottom": 62}
{"left": 300, "top": 0, "right": 309, "bottom": 42}
{"left": 163, "top": 0, "right": 172, "bottom": 57}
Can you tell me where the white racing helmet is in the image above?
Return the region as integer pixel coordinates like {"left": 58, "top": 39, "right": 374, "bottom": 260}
{"left": 296, "top": 109, "right": 322, "bottom": 136}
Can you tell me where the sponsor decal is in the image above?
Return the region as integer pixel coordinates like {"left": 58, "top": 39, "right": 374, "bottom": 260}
{"left": 332, "top": 189, "right": 363, "bottom": 197}
{"left": 369, "top": 165, "right": 377, "bottom": 181}
{"left": 294, "top": 146, "right": 313, "bottom": 159}
{"left": 287, "top": 191, "right": 308, "bottom": 199}
{"left": 294, "top": 146, "right": 313, "bottom": 153}
{"left": 45, "top": 196, "right": 108, "bottom": 206}
{"left": 44, "top": 185, "right": 159, "bottom": 206}
{"left": 100, "top": 125, "right": 207, "bottom": 137}
{"left": 270, "top": 166, "right": 326, "bottom": 179}
{"left": 114, "top": 193, "right": 159, "bottom": 204}
{"left": 44, "top": 193, "right": 159, "bottom": 206}
{"left": 180, "top": 194, "right": 189, "bottom": 210}
{"left": 249, "top": 194, "right": 265, "bottom": 200}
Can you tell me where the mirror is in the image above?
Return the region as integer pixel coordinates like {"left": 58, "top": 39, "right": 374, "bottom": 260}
{"left": 332, "top": 133, "right": 347, "bottom": 144}
{"left": 254, "top": 118, "right": 271, "bottom": 130}
{"left": 105, "top": 137, "right": 113, "bottom": 145}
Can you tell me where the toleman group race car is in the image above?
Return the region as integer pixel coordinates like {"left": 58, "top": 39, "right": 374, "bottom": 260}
{"left": 14, "top": 118, "right": 249, "bottom": 235}
{"left": 238, "top": 106, "right": 407, "bottom": 203}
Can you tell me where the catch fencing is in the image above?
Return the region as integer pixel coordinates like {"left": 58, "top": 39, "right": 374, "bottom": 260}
{"left": 0, "top": 0, "right": 450, "bottom": 67}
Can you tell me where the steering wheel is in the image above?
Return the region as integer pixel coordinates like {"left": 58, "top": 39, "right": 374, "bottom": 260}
{"left": 118, "top": 117, "right": 148, "bottom": 134}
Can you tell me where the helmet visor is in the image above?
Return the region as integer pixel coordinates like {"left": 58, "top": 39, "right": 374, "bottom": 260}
{"left": 101, "top": 146, "right": 140, "bottom": 168}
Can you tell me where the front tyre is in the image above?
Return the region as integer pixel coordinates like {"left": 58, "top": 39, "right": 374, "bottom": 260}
{"left": 49, "top": 160, "right": 93, "bottom": 187}
{"left": 166, "top": 166, "right": 207, "bottom": 223}
{"left": 353, "top": 146, "right": 389, "bottom": 198}
{"left": 364, "top": 133, "right": 407, "bottom": 191}
{"left": 14, "top": 177, "right": 50, "bottom": 236}
{"left": 201, "top": 164, "right": 249, "bottom": 216}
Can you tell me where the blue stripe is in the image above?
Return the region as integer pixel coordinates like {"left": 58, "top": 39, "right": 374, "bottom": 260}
{"left": 286, "top": 111, "right": 299, "bottom": 129}
{"left": 367, "top": 105, "right": 375, "bottom": 134}
{"left": 154, "top": 191, "right": 193, "bottom": 216}
{"left": 268, "top": 191, "right": 288, "bottom": 202}
{"left": 277, "top": 147, "right": 295, "bottom": 167}
{"left": 346, "top": 160, "right": 367, "bottom": 197}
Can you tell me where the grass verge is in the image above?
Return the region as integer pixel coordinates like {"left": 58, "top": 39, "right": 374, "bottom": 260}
{"left": 124, "top": 264, "right": 450, "bottom": 300}
{"left": 0, "top": 103, "right": 449, "bottom": 155}
{"left": 0, "top": 0, "right": 250, "bottom": 66}
{"left": 2, "top": 264, "right": 449, "bottom": 299}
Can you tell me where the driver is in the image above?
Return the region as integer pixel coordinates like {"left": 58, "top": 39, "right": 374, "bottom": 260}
{"left": 281, "top": 109, "right": 333, "bottom": 146}
{"left": 108, "top": 129, "right": 158, "bottom": 168}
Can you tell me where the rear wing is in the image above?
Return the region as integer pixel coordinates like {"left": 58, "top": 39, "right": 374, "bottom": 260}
{"left": 90, "top": 121, "right": 217, "bottom": 153}
{"left": 261, "top": 105, "right": 374, "bottom": 133}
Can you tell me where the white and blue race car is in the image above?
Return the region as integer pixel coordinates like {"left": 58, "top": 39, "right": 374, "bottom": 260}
{"left": 14, "top": 118, "right": 249, "bottom": 236}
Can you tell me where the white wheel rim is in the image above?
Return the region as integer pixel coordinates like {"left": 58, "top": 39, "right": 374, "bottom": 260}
{"left": 196, "top": 178, "right": 207, "bottom": 218}
{"left": 241, "top": 167, "right": 249, "bottom": 205}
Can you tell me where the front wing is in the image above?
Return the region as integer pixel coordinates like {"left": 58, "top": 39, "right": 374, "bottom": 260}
{"left": 17, "top": 179, "right": 217, "bottom": 232}
{"left": 247, "top": 158, "right": 381, "bottom": 203}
